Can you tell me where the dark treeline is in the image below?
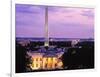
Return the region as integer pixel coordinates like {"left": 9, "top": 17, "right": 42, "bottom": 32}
{"left": 62, "top": 41, "right": 94, "bottom": 69}
{"left": 16, "top": 42, "right": 31, "bottom": 73}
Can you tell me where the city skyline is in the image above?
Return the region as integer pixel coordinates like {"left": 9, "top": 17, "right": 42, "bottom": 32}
{"left": 16, "top": 4, "right": 94, "bottom": 38}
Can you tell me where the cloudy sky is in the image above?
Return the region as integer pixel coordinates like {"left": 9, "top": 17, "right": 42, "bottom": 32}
{"left": 16, "top": 4, "right": 94, "bottom": 38}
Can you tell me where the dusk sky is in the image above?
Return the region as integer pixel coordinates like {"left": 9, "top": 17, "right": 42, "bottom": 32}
{"left": 16, "top": 4, "right": 94, "bottom": 38}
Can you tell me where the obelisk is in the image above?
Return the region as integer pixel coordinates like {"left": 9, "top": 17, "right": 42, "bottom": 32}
{"left": 44, "top": 7, "right": 49, "bottom": 47}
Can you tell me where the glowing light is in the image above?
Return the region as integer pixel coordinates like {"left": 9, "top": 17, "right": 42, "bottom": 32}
{"left": 29, "top": 53, "right": 63, "bottom": 70}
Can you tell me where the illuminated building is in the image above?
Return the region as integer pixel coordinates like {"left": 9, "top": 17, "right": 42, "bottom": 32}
{"left": 27, "top": 52, "right": 63, "bottom": 70}
{"left": 27, "top": 7, "right": 63, "bottom": 71}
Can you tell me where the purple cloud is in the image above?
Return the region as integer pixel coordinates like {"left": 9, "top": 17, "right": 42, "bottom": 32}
{"left": 80, "top": 9, "right": 94, "bottom": 18}
{"left": 16, "top": 4, "right": 94, "bottom": 38}
{"left": 16, "top": 4, "right": 45, "bottom": 37}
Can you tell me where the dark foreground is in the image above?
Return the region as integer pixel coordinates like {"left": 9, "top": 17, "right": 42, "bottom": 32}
{"left": 15, "top": 39, "right": 94, "bottom": 73}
